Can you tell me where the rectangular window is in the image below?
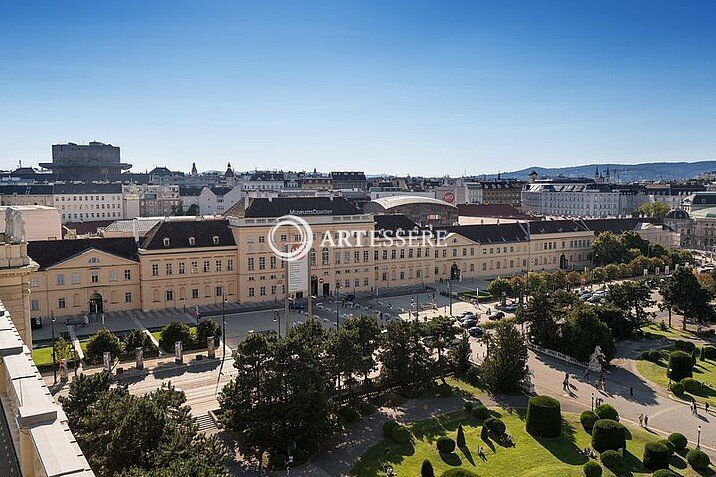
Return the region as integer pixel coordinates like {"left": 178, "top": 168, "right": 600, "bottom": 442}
{"left": 259, "top": 257, "right": 266, "bottom": 270}
{"left": 125, "top": 292, "right": 132, "bottom": 303}
{"left": 166, "top": 263, "right": 173, "bottom": 275}
{"left": 191, "top": 261, "right": 198, "bottom": 273}
{"left": 31, "top": 299, "right": 39, "bottom": 311}
{"left": 109, "top": 270, "right": 118, "bottom": 282}
{"left": 178, "top": 262, "right": 185, "bottom": 275}
{"left": 248, "top": 287, "right": 255, "bottom": 297}
{"left": 151, "top": 264, "right": 159, "bottom": 276}
{"left": 227, "top": 259, "right": 234, "bottom": 271}
{"left": 216, "top": 260, "right": 222, "bottom": 272}
{"left": 29, "top": 278, "right": 39, "bottom": 287}
{"left": 91, "top": 272, "right": 99, "bottom": 283}
{"left": 58, "top": 298, "right": 66, "bottom": 308}
{"left": 270, "top": 256, "right": 276, "bottom": 269}
{"left": 247, "top": 257, "right": 255, "bottom": 270}
{"left": 203, "top": 260, "right": 210, "bottom": 273}
{"left": 166, "top": 290, "right": 174, "bottom": 301}
{"left": 57, "top": 274, "right": 65, "bottom": 285}
{"left": 216, "top": 286, "right": 223, "bottom": 297}
{"left": 124, "top": 269, "right": 132, "bottom": 280}
{"left": 71, "top": 273, "right": 80, "bottom": 284}
{"left": 259, "top": 286, "right": 266, "bottom": 296}
{"left": 192, "top": 288, "right": 199, "bottom": 299}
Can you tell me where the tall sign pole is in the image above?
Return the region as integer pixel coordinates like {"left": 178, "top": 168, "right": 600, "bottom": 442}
{"left": 284, "top": 244, "right": 290, "bottom": 337}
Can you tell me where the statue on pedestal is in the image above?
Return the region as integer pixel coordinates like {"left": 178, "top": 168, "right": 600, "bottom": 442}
{"left": 589, "top": 345, "right": 605, "bottom": 372}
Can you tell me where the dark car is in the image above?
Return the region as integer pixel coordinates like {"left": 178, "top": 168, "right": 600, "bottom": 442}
{"left": 460, "top": 318, "right": 478, "bottom": 328}
{"left": 468, "top": 326, "right": 484, "bottom": 337}
{"left": 487, "top": 311, "right": 505, "bottom": 320}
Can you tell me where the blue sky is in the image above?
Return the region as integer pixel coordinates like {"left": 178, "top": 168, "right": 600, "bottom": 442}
{"left": 1, "top": 1, "right": 715, "bottom": 176}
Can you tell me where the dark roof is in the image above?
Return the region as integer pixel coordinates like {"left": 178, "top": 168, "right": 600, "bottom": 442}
{"left": 209, "top": 187, "right": 234, "bottom": 196}
{"left": 63, "top": 220, "right": 114, "bottom": 236}
{"left": 374, "top": 214, "right": 422, "bottom": 236}
{"left": 52, "top": 183, "right": 123, "bottom": 194}
{"left": 249, "top": 172, "right": 283, "bottom": 181}
{"left": 330, "top": 171, "right": 367, "bottom": 181}
{"left": 0, "top": 185, "right": 54, "bottom": 195}
{"left": 244, "top": 197, "right": 361, "bottom": 218}
{"left": 665, "top": 209, "right": 689, "bottom": 220}
{"left": 526, "top": 219, "right": 589, "bottom": 234}
{"left": 446, "top": 223, "right": 528, "bottom": 244}
{"left": 141, "top": 219, "right": 235, "bottom": 249}
{"left": 457, "top": 204, "right": 536, "bottom": 219}
{"left": 579, "top": 218, "right": 651, "bottom": 234}
{"left": 28, "top": 237, "right": 138, "bottom": 269}
{"left": 149, "top": 167, "right": 173, "bottom": 175}
{"left": 179, "top": 186, "right": 204, "bottom": 196}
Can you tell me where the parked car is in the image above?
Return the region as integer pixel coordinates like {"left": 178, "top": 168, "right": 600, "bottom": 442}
{"left": 468, "top": 326, "right": 484, "bottom": 337}
{"left": 460, "top": 318, "right": 478, "bottom": 328}
{"left": 487, "top": 311, "right": 505, "bottom": 320}
{"left": 460, "top": 311, "right": 476, "bottom": 320}
{"left": 502, "top": 305, "right": 518, "bottom": 313}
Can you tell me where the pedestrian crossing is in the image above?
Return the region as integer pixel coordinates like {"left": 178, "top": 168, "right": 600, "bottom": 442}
{"left": 195, "top": 412, "right": 217, "bottom": 432}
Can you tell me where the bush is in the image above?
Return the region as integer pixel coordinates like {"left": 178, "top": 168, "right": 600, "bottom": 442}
{"left": 675, "top": 340, "right": 696, "bottom": 353}
{"left": 652, "top": 470, "right": 678, "bottom": 477}
{"left": 640, "top": 351, "right": 652, "bottom": 361}
{"left": 337, "top": 405, "right": 361, "bottom": 424}
{"left": 681, "top": 377, "right": 700, "bottom": 394}
{"left": 436, "top": 436, "right": 456, "bottom": 454}
{"left": 702, "top": 345, "right": 716, "bottom": 360}
{"left": 643, "top": 441, "right": 671, "bottom": 470}
{"left": 591, "top": 419, "right": 626, "bottom": 453}
{"left": 440, "top": 469, "right": 480, "bottom": 477}
{"left": 456, "top": 424, "right": 466, "bottom": 447}
{"left": 667, "top": 432, "right": 688, "bottom": 451}
{"left": 580, "top": 410, "right": 599, "bottom": 434}
{"left": 583, "top": 460, "right": 603, "bottom": 477}
{"left": 159, "top": 321, "right": 194, "bottom": 352}
{"left": 525, "top": 395, "right": 562, "bottom": 438}
{"left": 600, "top": 449, "right": 622, "bottom": 469}
{"left": 658, "top": 439, "right": 675, "bottom": 456}
{"left": 471, "top": 404, "right": 490, "bottom": 420}
{"left": 435, "top": 383, "right": 454, "bottom": 397}
{"left": 669, "top": 381, "right": 685, "bottom": 396}
{"left": 654, "top": 469, "right": 680, "bottom": 477}
{"left": 486, "top": 418, "right": 505, "bottom": 435}
{"left": 382, "top": 419, "right": 398, "bottom": 437}
{"left": 391, "top": 424, "right": 411, "bottom": 443}
{"left": 594, "top": 403, "right": 619, "bottom": 421}
{"left": 196, "top": 318, "right": 221, "bottom": 347}
{"left": 649, "top": 350, "right": 663, "bottom": 362}
{"left": 668, "top": 350, "right": 694, "bottom": 381}
{"left": 686, "top": 448, "right": 711, "bottom": 470}
{"left": 464, "top": 401, "right": 474, "bottom": 412}
{"left": 85, "top": 328, "right": 122, "bottom": 365}
{"left": 421, "top": 459, "right": 435, "bottom": 477}
{"left": 121, "top": 329, "right": 159, "bottom": 359}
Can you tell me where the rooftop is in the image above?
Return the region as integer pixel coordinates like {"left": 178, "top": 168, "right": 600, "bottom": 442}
{"left": 369, "top": 195, "right": 457, "bottom": 210}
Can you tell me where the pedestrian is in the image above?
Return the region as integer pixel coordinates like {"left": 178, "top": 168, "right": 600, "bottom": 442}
{"left": 644, "top": 415, "right": 649, "bottom": 428}
{"left": 638, "top": 414, "right": 643, "bottom": 427}
{"left": 629, "top": 386, "right": 634, "bottom": 398}
{"left": 706, "top": 402, "right": 710, "bottom": 414}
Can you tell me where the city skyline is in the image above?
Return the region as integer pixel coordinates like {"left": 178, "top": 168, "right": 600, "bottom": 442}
{"left": 2, "top": 1, "right": 716, "bottom": 175}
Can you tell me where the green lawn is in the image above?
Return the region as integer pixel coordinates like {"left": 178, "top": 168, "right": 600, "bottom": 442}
{"left": 637, "top": 350, "right": 716, "bottom": 406}
{"left": 151, "top": 330, "right": 162, "bottom": 342}
{"left": 640, "top": 323, "right": 700, "bottom": 341}
{"left": 351, "top": 409, "right": 711, "bottom": 477}
{"left": 32, "top": 341, "right": 88, "bottom": 368}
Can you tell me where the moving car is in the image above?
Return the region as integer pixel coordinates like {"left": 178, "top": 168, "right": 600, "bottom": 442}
{"left": 487, "top": 311, "right": 505, "bottom": 320}
{"left": 468, "top": 326, "right": 484, "bottom": 337}
{"left": 460, "top": 318, "right": 478, "bottom": 328}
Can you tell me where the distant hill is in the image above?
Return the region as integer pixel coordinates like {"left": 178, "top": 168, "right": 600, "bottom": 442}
{"left": 501, "top": 161, "right": 716, "bottom": 182}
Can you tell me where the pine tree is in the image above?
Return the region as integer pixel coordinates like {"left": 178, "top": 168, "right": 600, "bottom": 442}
{"left": 456, "top": 423, "right": 466, "bottom": 448}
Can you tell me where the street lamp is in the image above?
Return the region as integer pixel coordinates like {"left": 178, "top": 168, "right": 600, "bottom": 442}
{"left": 697, "top": 425, "right": 702, "bottom": 449}
{"left": 336, "top": 282, "right": 341, "bottom": 330}
{"left": 591, "top": 392, "right": 594, "bottom": 411}
{"left": 221, "top": 295, "right": 227, "bottom": 358}
{"left": 51, "top": 311, "right": 57, "bottom": 385}
{"left": 273, "top": 310, "right": 281, "bottom": 338}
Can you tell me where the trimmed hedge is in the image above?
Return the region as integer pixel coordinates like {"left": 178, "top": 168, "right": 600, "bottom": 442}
{"left": 591, "top": 419, "right": 626, "bottom": 453}
{"left": 421, "top": 459, "right": 435, "bottom": 477}
{"left": 658, "top": 439, "right": 675, "bottom": 456}
{"left": 600, "top": 449, "right": 622, "bottom": 469}
{"left": 686, "top": 448, "right": 711, "bottom": 470}
{"left": 702, "top": 345, "right": 716, "bottom": 360}
{"left": 486, "top": 418, "right": 506, "bottom": 435}
{"left": 643, "top": 441, "right": 670, "bottom": 471}
{"left": 464, "top": 401, "right": 474, "bottom": 412}
{"left": 391, "top": 425, "right": 411, "bottom": 443}
{"left": 681, "top": 377, "right": 700, "bottom": 394}
{"left": 674, "top": 340, "right": 696, "bottom": 353}
{"left": 471, "top": 404, "right": 490, "bottom": 420}
{"left": 580, "top": 410, "right": 599, "bottom": 433}
{"left": 525, "top": 395, "right": 562, "bottom": 438}
{"left": 667, "top": 432, "right": 688, "bottom": 451}
{"left": 669, "top": 381, "right": 685, "bottom": 396}
{"left": 436, "top": 436, "right": 456, "bottom": 454}
{"left": 594, "top": 403, "right": 619, "bottom": 421}
{"left": 652, "top": 470, "right": 678, "bottom": 477}
{"left": 441, "top": 469, "right": 480, "bottom": 477}
{"left": 382, "top": 419, "right": 398, "bottom": 437}
{"left": 456, "top": 424, "right": 466, "bottom": 448}
{"left": 668, "top": 350, "right": 693, "bottom": 381}
{"left": 583, "top": 460, "right": 602, "bottom": 477}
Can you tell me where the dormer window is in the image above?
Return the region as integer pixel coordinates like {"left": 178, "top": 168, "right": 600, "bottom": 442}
{"left": 213, "top": 236, "right": 220, "bottom": 245}
{"left": 189, "top": 237, "right": 196, "bottom": 246}
{"left": 163, "top": 237, "right": 170, "bottom": 247}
